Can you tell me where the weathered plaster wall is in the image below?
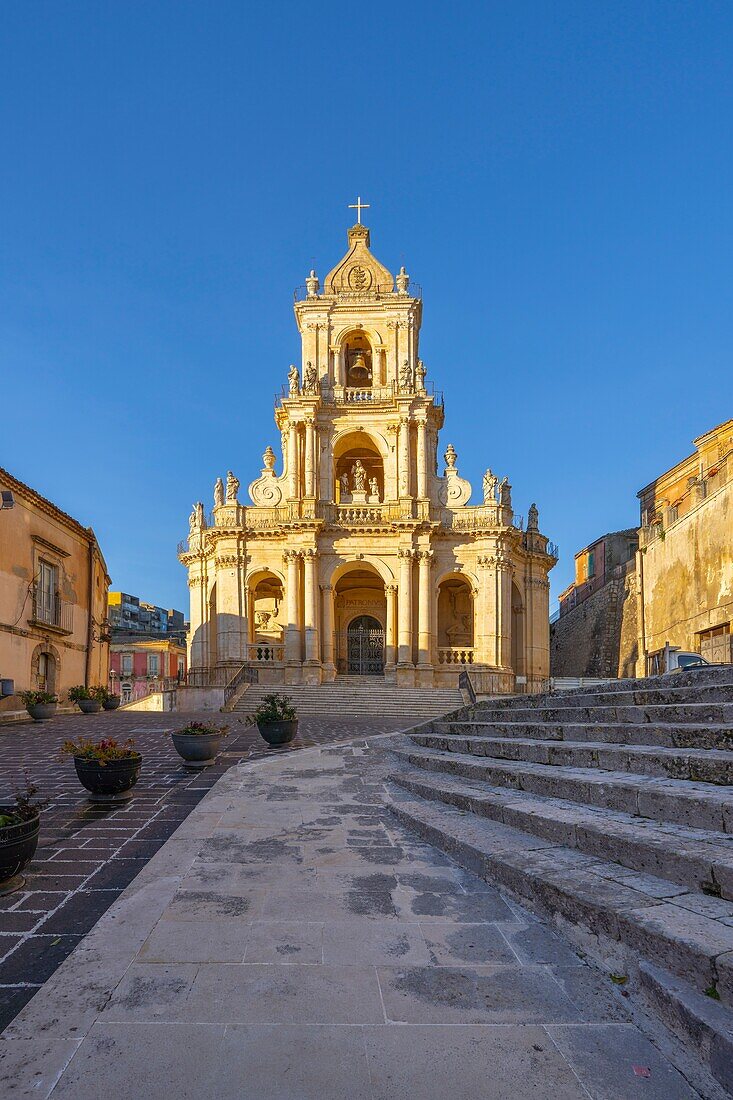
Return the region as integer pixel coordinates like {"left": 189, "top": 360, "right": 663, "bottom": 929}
{"left": 640, "top": 480, "right": 733, "bottom": 656}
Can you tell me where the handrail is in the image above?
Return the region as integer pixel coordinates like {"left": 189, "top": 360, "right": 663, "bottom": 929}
{"left": 458, "top": 669, "right": 476, "bottom": 705}
{"left": 224, "top": 664, "right": 257, "bottom": 707}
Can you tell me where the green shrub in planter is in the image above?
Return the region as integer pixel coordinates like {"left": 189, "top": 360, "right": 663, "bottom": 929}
{"left": 67, "top": 685, "right": 106, "bottom": 714}
{"left": 248, "top": 694, "right": 299, "bottom": 746}
{"left": 0, "top": 780, "right": 48, "bottom": 894}
{"left": 19, "top": 691, "right": 58, "bottom": 722}
{"left": 61, "top": 736, "right": 141, "bottom": 801}
{"left": 171, "top": 721, "right": 228, "bottom": 768}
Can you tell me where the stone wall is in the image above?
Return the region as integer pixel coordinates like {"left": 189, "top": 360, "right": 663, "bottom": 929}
{"left": 550, "top": 563, "right": 637, "bottom": 678}
{"left": 640, "top": 478, "right": 733, "bottom": 659}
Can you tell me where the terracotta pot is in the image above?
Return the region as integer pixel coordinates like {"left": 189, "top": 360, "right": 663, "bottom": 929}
{"left": 0, "top": 811, "right": 40, "bottom": 895}
{"left": 257, "top": 719, "right": 298, "bottom": 746}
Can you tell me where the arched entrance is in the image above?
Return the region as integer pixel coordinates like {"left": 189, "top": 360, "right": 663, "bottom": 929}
{"left": 346, "top": 615, "right": 384, "bottom": 675}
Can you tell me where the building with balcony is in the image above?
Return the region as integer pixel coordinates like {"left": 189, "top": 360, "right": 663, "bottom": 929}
{"left": 109, "top": 633, "right": 187, "bottom": 704}
{"left": 178, "top": 219, "right": 557, "bottom": 693}
{"left": 0, "top": 465, "right": 110, "bottom": 710}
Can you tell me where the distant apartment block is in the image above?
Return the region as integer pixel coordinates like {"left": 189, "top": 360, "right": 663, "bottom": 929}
{"left": 108, "top": 592, "right": 185, "bottom": 638}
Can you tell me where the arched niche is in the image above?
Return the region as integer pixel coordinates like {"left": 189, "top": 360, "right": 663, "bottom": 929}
{"left": 511, "top": 581, "right": 525, "bottom": 677}
{"left": 332, "top": 563, "right": 386, "bottom": 675}
{"left": 248, "top": 570, "right": 285, "bottom": 643}
{"left": 437, "top": 575, "right": 474, "bottom": 649}
{"left": 333, "top": 430, "right": 385, "bottom": 502}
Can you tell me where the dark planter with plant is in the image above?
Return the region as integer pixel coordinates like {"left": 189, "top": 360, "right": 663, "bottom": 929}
{"left": 62, "top": 737, "right": 141, "bottom": 802}
{"left": 20, "top": 691, "right": 58, "bottom": 722}
{"left": 102, "top": 692, "right": 121, "bottom": 711}
{"left": 171, "top": 722, "right": 228, "bottom": 768}
{"left": 250, "top": 694, "right": 298, "bottom": 746}
{"left": 0, "top": 781, "right": 47, "bottom": 895}
{"left": 68, "top": 686, "right": 106, "bottom": 714}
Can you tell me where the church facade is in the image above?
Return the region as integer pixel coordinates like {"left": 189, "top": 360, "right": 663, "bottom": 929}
{"left": 179, "top": 221, "right": 557, "bottom": 693}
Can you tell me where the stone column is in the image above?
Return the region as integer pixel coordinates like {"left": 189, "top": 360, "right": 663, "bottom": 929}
{"left": 321, "top": 584, "right": 335, "bottom": 676}
{"left": 398, "top": 550, "right": 414, "bottom": 667}
{"left": 398, "top": 417, "right": 411, "bottom": 498}
{"left": 385, "top": 584, "right": 397, "bottom": 669}
{"left": 188, "top": 574, "right": 205, "bottom": 669}
{"left": 287, "top": 423, "right": 299, "bottom": 499}
{"left": 497, "top": 552, "right": 514, "bottom": 669}
{"left": 303, "top": 549, "right": 319, "bottom": 665}
{"left": 215, "top": 554, "right": 246, "bottom": 665}
{"left": 416, "top": 420, "right": 428, "bottom": 498}
{"left": 304, "top": 417, "right": 316, "bottom": 498}
{"left": 417, "top": 550, "right": 433, "bottom": 667}
{"left": 476, "top": 556, "right": 492, "bottom": 665}
{"left": 284, "top": 550, "right": 301, "bottom": 664}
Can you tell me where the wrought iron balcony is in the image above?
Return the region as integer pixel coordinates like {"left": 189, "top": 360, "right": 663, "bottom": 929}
{"left": 30, "top": 592, "right": 73, "bottom": 634}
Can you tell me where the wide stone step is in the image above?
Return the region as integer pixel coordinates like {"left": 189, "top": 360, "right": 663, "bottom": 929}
{"left": 493, "top": 683, "right": 733, "bottom": 710}
{"left": 390, "top": 766, "right": 733, "bottom": 899}
{"left": 390, "top": 742, "right": 733, "bottom": 832}
{"left": 411, "top": 731, "right": 733, "bottom": 785}
{"left": 435, "top": 719, "right": 733, "bottom": 751}
{"left": 233, "top": 685, "right": 463, "bottom": 718}
{"left": 466, "top": 702, "right": 733, "bottom": 724}
{"left": 386, "top": 784, "right": 733, "bottom": 1009}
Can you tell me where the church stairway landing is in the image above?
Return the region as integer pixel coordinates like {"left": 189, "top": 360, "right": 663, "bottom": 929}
{"left": 232, "top": 680, "right": 464, "bottom": 719}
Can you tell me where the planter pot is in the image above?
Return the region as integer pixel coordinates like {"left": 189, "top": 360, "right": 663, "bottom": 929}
{"left": 26, "top": 703, "right": 57, "bottom": 722}
{"left": 102, "top": 696, "right": 121, "bottom": 711}
{"left": 77, "top": 699, "right": 102, "bottom": 714}
{"left": 73, "top": 754, "right": 142, "bottom": 802}
{"left": 257, "top": 719, "right": 298, "bottom": 746}
{"left": 0, "top": 811, "right": 40, "bottom": 895}
{"left": 171, "top": 731, "right": 224, "bottom": 769}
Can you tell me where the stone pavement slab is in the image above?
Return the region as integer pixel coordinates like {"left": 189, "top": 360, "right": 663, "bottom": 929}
{"left": 0, "top": 737, "right": 704, "bottom": 1097}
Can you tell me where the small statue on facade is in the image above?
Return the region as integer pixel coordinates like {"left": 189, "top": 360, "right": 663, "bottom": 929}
{"left": 339, "top": 472, "right": 350, "bottom": 497}
{"left": 225, "top": 470, "right": 240, "bottom": 503}
{"left": 396, "top": 265, "right": 410, "bottom": 295}
{"left": 482, "top": 468, "right": 498, "bottom": 503}
{"left": 399, "top": 359, "right": 413, "bottom": 392}
{"left": 444, "top": 443, "right": 458, "bottom": 469}
{"left": 351, "top": 459, "right": 367, "bottom": 492}
{"left": 368, "top": 477, "right": 379, "bottom": 499}
{"left": 189, "top": 505, "right": 198, "bottom": 534}
{"left": 415, "top": 359, "right": 427, "bottom": 391}
{"left": 214, "top": 477, "right": 224, "bottom": 508}
{"left": 527, "top": 502, "right": 539, "bottom": 531}
{"left": 288, "top": 364, "right": 300, "bottom": 396}
{"left": 499, "top": 476, "right": 512, "bottom": 507}
{"left": 189, "top": 501, "right": 205, "bottom": 533}
{"left": 303, "top": 361, "right": 318, "bottom": 392}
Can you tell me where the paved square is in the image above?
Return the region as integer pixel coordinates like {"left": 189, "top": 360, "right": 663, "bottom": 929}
{"left": 0, "top": 736, "right": 701, "bottom": 1097}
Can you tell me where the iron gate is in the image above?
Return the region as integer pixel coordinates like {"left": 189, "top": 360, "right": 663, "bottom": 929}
{"left": 346, "top": 615, "right": 385, "bottom": 675}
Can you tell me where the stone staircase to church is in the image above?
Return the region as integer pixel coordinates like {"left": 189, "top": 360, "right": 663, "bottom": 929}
{"left": 386, "top": 665, "right": 733, "bottom": 1096}
{"left": 231, "top": 677, "right": 465, "bottom": 719}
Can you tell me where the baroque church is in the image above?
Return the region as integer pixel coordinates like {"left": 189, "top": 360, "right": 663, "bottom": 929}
{"left": 179, "top": 215, "right": 556, "bottom": 693}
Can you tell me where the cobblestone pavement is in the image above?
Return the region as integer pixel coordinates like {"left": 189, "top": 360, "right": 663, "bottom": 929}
{"left": 0, "top": 737, "right": 702, "bottom": 1098}
{"left": 0, "top": 710, "right": 408, "bottom": 1032}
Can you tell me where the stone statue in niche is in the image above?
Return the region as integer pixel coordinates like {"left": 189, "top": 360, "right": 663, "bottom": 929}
{"left": 214, "top": 477, "right": 224, "bottom": 508}
{"left": 339, "top": 473, "right": 350, "bottom": 498}
{"left": 303, "top": 361, "right": 318, "bottom": 392}
{"left": 368, "top": 477, "right": 379, "bottom": 500}
{"left": 483, "top": 468, "right": 498, "bottom": 503}
{"left": 226, "top": 471, "right": 240, "bottom": 503}
{"left": 528, "top": 502, "right": 539, "bottom": 531}
{"left": 445, "top": 589, "right": 472, "bottom": 646}
{"left": 399, "top": 359, "right": 413, "bottom": 392}
{"left": 499, "top": 477, "right": 512, "bottom": 508}
{"left": 444, "top": 443, "right": 457, "bottom": 469}
{"left": 351, "top": 459, "right": 367, "bottom": 492}
{"left": 288, "top": 364, "right": 300, "bottom": 395}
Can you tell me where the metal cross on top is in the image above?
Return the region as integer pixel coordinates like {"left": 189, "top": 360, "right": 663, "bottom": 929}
{"left": 348, "top": 195, "right": 370, "bottom": 223}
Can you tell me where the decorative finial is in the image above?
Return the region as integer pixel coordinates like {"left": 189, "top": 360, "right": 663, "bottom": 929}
{"left": 305, "top": 269, "right": 320, "bottom": 297}
{"left": 444, "top": 443, "right": 458, "bottom": 469}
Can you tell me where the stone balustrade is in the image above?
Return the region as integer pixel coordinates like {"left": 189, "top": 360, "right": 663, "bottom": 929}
{"left": 247, "top": 642, "right": 284, "bottom": 664}
{"left": 437, "top": 647, "right": 475, "bottom": 665}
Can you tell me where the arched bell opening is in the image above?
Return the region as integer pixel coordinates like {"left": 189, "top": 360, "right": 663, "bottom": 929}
{"left": 341, "top": 330, "right": 373, "bottom": 389}
{"left": 437, "top": 575, "right": 474, "bottom": 665}
{"left": 333, "top": 431, "right": 384, "bottom": 503}
{"left": 333, "top": 564, "right": 386, "bottom": 675}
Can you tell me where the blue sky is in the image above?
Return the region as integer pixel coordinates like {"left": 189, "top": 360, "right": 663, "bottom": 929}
{"left": 2, "top": 1, "right": 730, "bottom": 613}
